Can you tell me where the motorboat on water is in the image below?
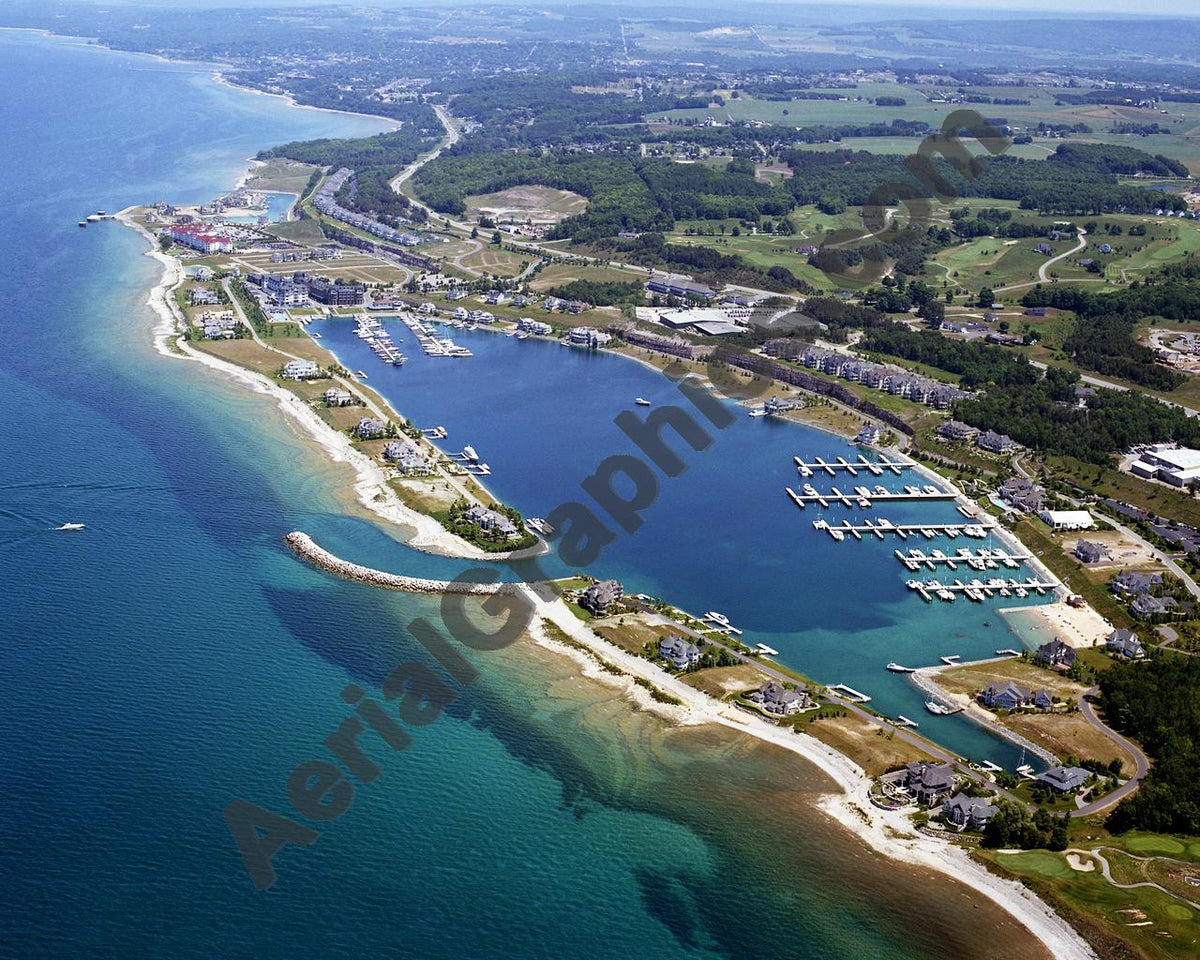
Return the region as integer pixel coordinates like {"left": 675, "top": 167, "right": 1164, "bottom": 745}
{"left": 925, "top": 700, "right": 952, "bottom": 716}
{"left": 635, "top": 398, "right": 651, "bottom": 406}
{"left": 886, "top": 662, "right": 915, "bottom": 673}
{"left": 56, "top": 522, "right": 86, "bottom": 531}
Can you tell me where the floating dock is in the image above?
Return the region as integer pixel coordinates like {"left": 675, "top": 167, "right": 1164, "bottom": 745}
{"left": 814, "top": 518, "right": 994, "bottom": 541}
{"left": 828, "top": 683, "right": 872, "bottom": 703}
{"left": 784, "top": 484, "right": 954, "bottom": 509}
{"left": 793, "top": 454, "right": 909, "bottom": 478}
{"left": 905, "top": 577, "right": 1054, "bottom": 602}
{"left": 894, "top": 547, "right": 1029, "bottom": 572}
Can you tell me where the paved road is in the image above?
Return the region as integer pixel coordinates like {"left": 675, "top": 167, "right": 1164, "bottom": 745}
{"left": 1072, "top": 687, "right": 1150, "bottom": 818}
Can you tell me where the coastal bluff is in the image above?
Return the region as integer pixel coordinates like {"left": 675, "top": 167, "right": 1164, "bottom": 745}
{"left": 285, "top": 531, "right": 511, "bottom": 596}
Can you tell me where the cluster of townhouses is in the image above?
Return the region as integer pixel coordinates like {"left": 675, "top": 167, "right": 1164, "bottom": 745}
{"left": 797, "top": 347, "right": 969, "bottom": 410}
{"left": 197, "top": 310, "right": 239, "bottom": 340}
{"left": 247, "top": 271, "right": 365, "bottom": 307}
{"left": 313, "top": 168, "right": 423, "bottom": 246}
{"left": 516, "top": 317, "right": 553, "bottom": 336}
{"left": 1111, "top": 569, "right": 1182, "bottom": 620}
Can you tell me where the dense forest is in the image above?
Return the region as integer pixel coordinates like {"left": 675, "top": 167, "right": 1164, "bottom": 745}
{"left": 953, "top": 368, "right": 1200, "bottom": 463}
{"left": 599, "top": 233, "right": 812, "bottom": 293}
{"left": 542, "top": 279, "right": 644, "bottom": 306}
{"left": 1023, "top": 261, "right": 1200, "bottom": 391}
{"left": 780, "top": 143, "right": 1189, "bottom": 216}
{"left": 860, "top": 326, "right": 1040, "bottom": 388}
{"left": 1101, "top": 655, "right": 1200, "bottom": 837}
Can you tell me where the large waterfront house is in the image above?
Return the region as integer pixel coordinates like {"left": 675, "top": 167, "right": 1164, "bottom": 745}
{"left": 903, "top": 762, "right": 957, "bottom": 805}
{"left": 1034, "top": 765, "right": 1092, "bottom": 794}
{"left": 462, "top": 505, "right": 519, "bottom": 538}
{"left": 943, "top": 793, "right": 999, "bottom": 830}
{"left": 658, "top": 635, "right": 700, "bottom": 670}
{"left": 281, "top": 359, "right": 320, "bottom": 381}
{"left": 746, "top": 681, "right": 811, "bottom": 716}
{"left": 383, "top": 439, "right": 433, "bottom": 476}
{"left": 324, "top": 388, "right": 355, "bottom": 407}
{"left": 355, "top": 417, "right": 387, "bottom": 440}
{"left": 567, "top": 327, "right": 613, "bottom": 348}
{"left": 517, "top": 317, "right": 553, "bottom": 336}
{"left": 580, "top": 579, "right": 623, "bottom": 616}
{"left": 1111, "top": 570, "right": 1163, "bottom": 597}
{"left": 1106, "top": 628, "right": 1146, "bottom": 660}
{"left": 1035, "top": 638, "right": 1077, "bottom": 669}
{"left": 979, "top": 681, "right": 1031, "bottom": 711}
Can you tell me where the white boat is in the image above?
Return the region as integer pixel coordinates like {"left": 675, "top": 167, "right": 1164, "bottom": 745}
{"left": 635, "top": 398, "right": 651, "bottom": 406}
{"left": 56, "top": 522, "right": 85, "bottom": 531}
{"left": 748, "top": 408, "right": 767, "bottom": 418}
{"left": 829, "top": 529, "right": 845, "bottom": 541}
{"left": 925, "top": 700, "right": 952, "bottom": 716}
{"left": 356, "top": 369, "right": 368, "bottom": 379}
{"left": 755, "top": 643, "right": 779, "bottom": 656}
{"left": 462, "top": 445, "right": 479, "bottom": 462}
{"left": 886, "top": 662, "right": 914, "bottom": 673}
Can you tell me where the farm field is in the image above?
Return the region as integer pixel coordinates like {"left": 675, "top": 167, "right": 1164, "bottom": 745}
{"left": 651, "top": 80, "right": 1200, "bottom": 170}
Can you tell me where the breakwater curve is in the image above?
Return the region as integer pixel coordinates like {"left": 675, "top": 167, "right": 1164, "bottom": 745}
{"left": 285, "top": 530, "right": 513, "bottom": 595}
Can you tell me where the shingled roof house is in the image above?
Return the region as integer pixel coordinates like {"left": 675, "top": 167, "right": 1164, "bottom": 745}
{"left": 903, "top": 762, "right": 957, "bottom": 805}
{"left": 658, "top": 635, "right": 700, "bottom": 670}
{"left": 579, "top": 579, "right": 623, "bottom": 616}
{"left": 1106, "top": 628, "right": 1146, "bottom": 660}
{"left": 1035, "top": 638, "right": 1077, "bottom": 669}
{"left": 1034, "top": 765, "right": 1092, "bottom": 794}
{"left": 746, "top": 681, "right": 811, "bottom": 716}
{"left": 943, "top": 793, "right": 999, "bottom": 830}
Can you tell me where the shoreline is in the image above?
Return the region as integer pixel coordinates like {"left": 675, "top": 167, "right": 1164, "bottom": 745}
{"left": 287, "top": 529, "right": 1096, "bottom": 960}
{"left": 108, "top": 75, "right": 1096, "bottom": 954}
{"left": 115, "top": 207, "right": 517, "bottom": 563}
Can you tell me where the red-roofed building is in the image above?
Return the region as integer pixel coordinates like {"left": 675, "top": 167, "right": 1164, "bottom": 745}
{"left": 167, "top": 223, "right": 233, "bottom": 254}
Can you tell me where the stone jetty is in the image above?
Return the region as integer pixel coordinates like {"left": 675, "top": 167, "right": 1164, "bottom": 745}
{"left": 286, "top": 531, "right": 512, "bottom": 596}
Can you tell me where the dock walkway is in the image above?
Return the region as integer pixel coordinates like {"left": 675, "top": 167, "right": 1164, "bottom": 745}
{"left": 793, "top": 454, "right": 910, "bottom": 477}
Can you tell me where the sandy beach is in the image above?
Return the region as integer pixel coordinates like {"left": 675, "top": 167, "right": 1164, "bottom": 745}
{"left": 1002, "top": 601, "right": 1114, "bottom": 649}
{"left": 116, "top": 207, "right": 519, "bottom": 563}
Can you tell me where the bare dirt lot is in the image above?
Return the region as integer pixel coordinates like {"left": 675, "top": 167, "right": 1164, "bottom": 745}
{"left": 465, "top": 185, "right": 588, "bottom": 225}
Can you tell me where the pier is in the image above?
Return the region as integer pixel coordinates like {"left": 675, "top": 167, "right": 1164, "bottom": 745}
{"left": 893, "top": 547, "right": 1029, "bottom": 572}
{"left": 813, "top": 518, "right": 994, "bottom": 541}
{"left": 905, "top": 577, "right": 1055, "bottom": 603}
{"left": 784, "top": 484, "right": 954, "bottom": 509}
{"left": 828, "top": 683, "right": 872, "bottom": 703}
{"left": 399, "top": 313, "right": 473, "bottom": 358}
{"left": 793, "top": 454, "right": 909, "bottom": 478}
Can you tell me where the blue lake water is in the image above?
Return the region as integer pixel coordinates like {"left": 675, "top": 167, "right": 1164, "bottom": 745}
{"left": 0, "top": 29, "right": 1056, "bottom": 960}
{"left": 315, "top": 317, "right": 1050, "bottom": 769}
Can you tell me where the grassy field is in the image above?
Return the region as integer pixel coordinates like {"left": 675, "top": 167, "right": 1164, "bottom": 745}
{"left": 1011, "top": 516, "right": 1135, "bottom": 629}
{"left": 937, "top": 658, "right": 1089, "bottom": 702}
{"left": 651, "top": 80, "right": 1200, "bottom": 171}
{"left": 459, "top": 246, "right": 531, "bottom": 278}
{"left": 800, "top": 710, "right": 933, "bottom": 776}
{"left": 246, "top": 157, "right": 317, "bottom": 194}
{"left": 527, "top": 261, "right": 645, "bottom": 292}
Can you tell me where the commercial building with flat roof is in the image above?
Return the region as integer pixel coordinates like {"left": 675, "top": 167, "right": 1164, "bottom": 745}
{"left": 1131, "top": 446, "right": 1200, "bottom": 487}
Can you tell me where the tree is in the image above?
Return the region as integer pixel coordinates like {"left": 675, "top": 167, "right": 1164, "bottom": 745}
{"left": 470, "top": 226, "right": 479, "bottom": 240}
{"left": 918, "top": 300, "right": 945, "bottom": 327}
{"left": 978, "top": 287, "right": 996, "bottom": 308}
{"left": 491, "top": 230, "right": 502, "bottom": 245}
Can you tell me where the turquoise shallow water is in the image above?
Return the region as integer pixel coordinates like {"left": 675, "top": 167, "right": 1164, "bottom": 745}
{"left": 0, "top": 31, "right": 1055, "bottom": 960}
